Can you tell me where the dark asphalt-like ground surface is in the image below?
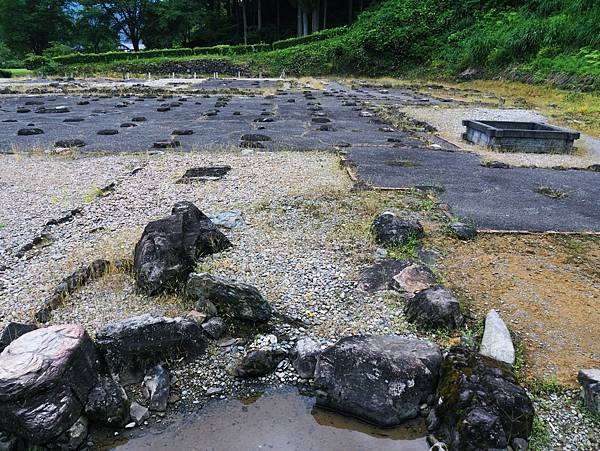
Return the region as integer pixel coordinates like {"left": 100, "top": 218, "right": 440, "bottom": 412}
{"left": 1, "top": 79, "right": 598, "bottom": 232}
{"left": 348, "top": 146, "right": 600, "bottom": 232}
{"left": 0, "top": 88, "right": 406, "bottom": 152}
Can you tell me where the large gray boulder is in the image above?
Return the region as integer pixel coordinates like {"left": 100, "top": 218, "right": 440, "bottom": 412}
{"left": 134, "top": 202, "right": 231, "bottom": 294}
{"left": 427, "top": 347, "right": 534, "bottom": 450}
{"left": 95, "top": 314, "right": 206, "bottom": 385}
{"left": 314, "top": 335, "right": 442, "bottom": 427}
{"left": 187, "top": 273, "right": 272, "bottom": 322}
{"left": 84, "top": 377, "right": 130, "bottom": 428}
{"left": 578, "top": 368, "right": 600, "bottom": 415}
{"left": 0, "top": 325, "right": 99, "bottom": 445}
{"left": 371, "top": 212, "right": 424, "bottom": 247}
{"left": 404, "top": 287, "right": 464, "bottom": 329}
{"left": 480, "top": 309, "right": 515, "bottom": 366}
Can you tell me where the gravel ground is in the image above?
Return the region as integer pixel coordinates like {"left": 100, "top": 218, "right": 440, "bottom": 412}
{"left": 402, "top": 105, "right": 600, "bottom": 168}
{"left": 532, "top": 390, "right": 600, "bottom": 450}
{"left": 1, "top": 86, "right": 598, "bottom": 449}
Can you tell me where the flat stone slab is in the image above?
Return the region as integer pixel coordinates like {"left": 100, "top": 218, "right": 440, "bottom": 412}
{"left": 346, "top": 146, "right": 600, "bottom": 232}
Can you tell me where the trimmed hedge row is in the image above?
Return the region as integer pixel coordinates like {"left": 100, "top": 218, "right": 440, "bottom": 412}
{"left": 0, "top": 69, "right": 12, "bottom": 78}
{"left": 52, "top": 27, "right": 349, "bottom": 66}
{"left": 54, "top": 43, "right": 271, "bottom": 65}
{"left": 272, "top": 26, "right": 348, "bottom": 50}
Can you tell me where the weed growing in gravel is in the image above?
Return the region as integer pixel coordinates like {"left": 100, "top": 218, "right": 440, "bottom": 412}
{"left": 577, "top": 400, "right": 600, "bottom": 425}
{"left": 529, "top": 415, "right": 551, "bottom": 450}
{"left": 419, "top": 198, "right": 436, "bottom": 212}
{"left": 535, "top": 185, "right": 569, "bottom": 200}
{"left": 83, "top": 186, "right": 103, "bottom": 203}
{"left": 387, "top": 234, "right": 421, "bottom": 261}
{"left": 528, "top": 377, "right": 565, "bottom": 396}
{"left": 461, "top": 318, "right": 485, "bottom": 346}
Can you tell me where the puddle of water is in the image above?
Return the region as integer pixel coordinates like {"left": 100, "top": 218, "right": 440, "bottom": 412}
{"left": 107, "top": 388, "right": 429, "bottom": 451}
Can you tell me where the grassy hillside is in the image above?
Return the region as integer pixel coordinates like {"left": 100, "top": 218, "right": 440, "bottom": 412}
{"left": 256, "top": 0, "right": 600, "bottom": 89}
{"left": 46, "top": 0, "right": 600, "bottom": 90}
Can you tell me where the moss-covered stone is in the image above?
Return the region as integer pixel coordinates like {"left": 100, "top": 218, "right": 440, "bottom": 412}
{"left": 427, "top": 346, "right": 534, "bottom": 450}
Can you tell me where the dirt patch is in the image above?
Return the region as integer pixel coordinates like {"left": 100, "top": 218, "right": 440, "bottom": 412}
{"left": 433, "top": 233, "right": 600, "bottom": 385}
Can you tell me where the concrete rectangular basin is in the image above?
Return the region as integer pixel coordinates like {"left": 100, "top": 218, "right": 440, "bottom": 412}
{"left": 462, "top": 120, "right": 580, "bottom": 153}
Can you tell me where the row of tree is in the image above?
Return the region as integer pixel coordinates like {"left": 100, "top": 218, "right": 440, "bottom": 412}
{"left": 0, "top": 0, "right": 377, "bottom": 58}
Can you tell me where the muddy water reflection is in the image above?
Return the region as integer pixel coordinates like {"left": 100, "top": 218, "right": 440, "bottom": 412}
{"left": 111, "top": 388, "right": 428, "bottom": 451}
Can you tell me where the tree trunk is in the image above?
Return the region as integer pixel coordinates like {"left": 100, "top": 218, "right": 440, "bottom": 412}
{"left": 302, "top": 11, "right": 308, "bottom": 36}
{"left": 242, "top": 2, "right": 248, "bottom": 45}
{"left": 235, "top": 0, "right": 240, "bottom": 37}
{"left": 257, "top": 0, "right": 262, "bottom": 31}
{"left": 311, "top": 7, "right": 319, "bottom": 33}
{"left": 276, "top": 0, "right": 281, "bottom": 38}
{"left": 323, "top": 0, "right": 327, "bottom": 29}
{"left": 297, "top": 6, "right": 302, "bottom": 37}
{"left": 348, "top": 0, "right": 353, "bottom": 23}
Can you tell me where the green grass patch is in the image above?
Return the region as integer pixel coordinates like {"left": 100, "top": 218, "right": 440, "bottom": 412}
{"left": 0, "top": 68, "right": 32, "bottom": 78}
{"left": 529, "top": 415, "right": 551, "bottom": 450}
{"left": 387, "top": 234, "right": 422, "bottom": 260}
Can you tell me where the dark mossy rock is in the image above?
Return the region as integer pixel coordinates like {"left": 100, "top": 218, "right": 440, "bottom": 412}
{"left": 229, "top": 348, "right": 286, "bottom": 378}
{"left": 427, "top": 346, "right": 534, "bottom": 451}
{"left": 404, "top": 286, "right": 464, "bottom": 329}
{"left": 371, "top": 212, "right": 424, "bottom": 247}
{"left": 95, "top": 314, "right": 206, "bottom": 385}
{"left": 17, "top": 128, "right": 44, "bottom": 136}
{"left": 134, "top": 201, "right": 231, "bottom": 294}
{"left": 84, "top": 377, "right": 130, "bottom": 427}
{"left": 357, "top": 259, "right": 411, "bottom": 293}
{"left": 448, "top": 222, "right": 477, "bottom": 240}
{"left": 187, "top": 273, "right": 272, "bottom": 323}
{"left": 55, "top": 139, "right": 86, "bottom": 148}
{"left": 241, "top": 133, "right": 271, "bottom": 142}
{"left": 0, "top": 429, "right": 26, "bottom": 451}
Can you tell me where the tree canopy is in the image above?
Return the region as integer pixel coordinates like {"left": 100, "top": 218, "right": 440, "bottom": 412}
{"left": 0, "top": 0, "right": 376, "bottom": 56}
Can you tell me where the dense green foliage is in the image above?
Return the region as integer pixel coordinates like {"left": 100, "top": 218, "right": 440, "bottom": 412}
{"left": 50, "top": 27, "right": 347, "bottom": 66}
{"left": 0, "top": 0, "right": 367, "bottom": 59}
{"left": 271, "top": 26, "right": 348, "bottom": 50}
{"left": 255, "top": 0, "right": 600, "bottom": 89}
{"left": 2, "top": 0, "right": 599, "bottom": 90}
